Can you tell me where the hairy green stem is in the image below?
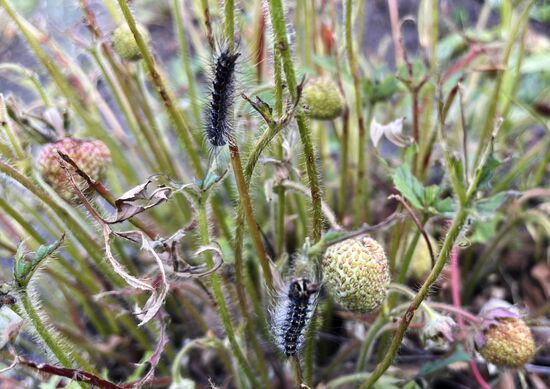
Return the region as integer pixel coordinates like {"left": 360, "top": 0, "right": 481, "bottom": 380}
{"left": 274, "top": 46, "right": 286, "bottom": 257}
{"left": 229, "top": 143, "right": 273, "bottom": 290}
{"left": 359, "top": 207, "right": 467, "bottom": 388}
{"left": 17, "top": 290, "right": 95, "bottom": 376}
{"left": 266, "top": 0, "right": 323, "bottom": 242}
{"left": 197, "top": 195, "right": 260, "bottom": 387}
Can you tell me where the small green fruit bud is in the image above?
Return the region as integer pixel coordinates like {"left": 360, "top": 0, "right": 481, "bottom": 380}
{"left": 479, "top": 317, "right": 536, "bottom": 368}
{"left": 112, "top": 23, "right": 150, "bottom": 61}
{"left": 322, "top": 237, "right": 390, "bottom": 312}
{"left": 363, "top": 75, "right": 398, "bottom": 103}
{"left": 303, "top": 78, "right": 345, "bottom": 120}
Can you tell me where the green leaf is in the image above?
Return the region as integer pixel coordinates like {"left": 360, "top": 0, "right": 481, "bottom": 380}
{"left": 474, "top": 191, "right": 519, "bottom": 217}
{"left": 424, "top": 185, "right": 442, "bottom": 206}
{"left": 392, "top": 163, "right": 424, "bottom": 209}
{"left": 418, "top": 345, "right": 471, "bottom": 376}
{"left": 433, "top": 197, "right": 456, "bottom": 217}
{"left": 14, "top": 244, "right": 31, "bottom": 284}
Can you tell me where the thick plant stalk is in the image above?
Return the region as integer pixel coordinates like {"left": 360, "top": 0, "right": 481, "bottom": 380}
{"left": 223, "top": 0, "right": 273, "bottom": 292}
{"left": 266, "top": 0, "right": 323, "bottom": 242}
{"left": 229, "top": 143, "right": 274, "bottom": 290}
{"left": 359, "top": 207, "right": 468, "bottom": 388}
{"left": 359, "top": 119, "right": 498, "bottom": 387}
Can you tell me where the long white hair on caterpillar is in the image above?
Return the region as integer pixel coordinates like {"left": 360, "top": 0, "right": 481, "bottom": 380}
{"left": 272, "top": 277, "right": 320, "bottom": 357}
{"left": 269, "top": 248, "right": 321, "bottom": 358}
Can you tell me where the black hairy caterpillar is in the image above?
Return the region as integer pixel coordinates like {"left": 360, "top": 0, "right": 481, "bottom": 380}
{"left": 273, "top": 277, "right": 319, "bottom": 357}
{"left": 205, "top": 47, "right": 240, "bottom": 147}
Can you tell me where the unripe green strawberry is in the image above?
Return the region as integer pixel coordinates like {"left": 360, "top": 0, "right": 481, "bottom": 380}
{"left": 322, "top": 237, "right": 390, "bottom": 312}
{"left": 36, "top": 138, "right": 111, "bottom": 202}
{"left": 478, "top": 317, "right": 535, "bottom": 368}
{"left": 112, "top": 23, "right": 150, "bottom": 61}
{"left": 303, "top": 78, "right": 345, "bottom": 120}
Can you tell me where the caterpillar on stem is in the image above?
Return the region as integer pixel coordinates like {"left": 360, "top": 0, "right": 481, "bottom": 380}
{"left": 273, "top": 277, "right": 320, "bottom": 357}
{"left": 204, "top": 46, "right": 240, "bottom": 148}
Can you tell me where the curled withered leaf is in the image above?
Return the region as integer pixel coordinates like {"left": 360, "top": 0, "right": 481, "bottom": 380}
{"left": 370, "top": 117, "right": 412, "bottom": 148}
{"left": 60, "top": 160, "right": 169, "bottom": 327}
{"left": 182, "top": 244, "right": 224, "bottom": 276}
{"left": 109, "top": 229, "right": 169, "bottom": 326}
{"left": 103, "top": 226, "right": 154, "bottom": 293}
{"left": 113, "top": 179, "right": 173, "bottom": 223}
{"left": 170, "top": 243, "right": 225, "bottom": 279}
{"left": 137, "top": 239, "right": 169, "bottom": 326}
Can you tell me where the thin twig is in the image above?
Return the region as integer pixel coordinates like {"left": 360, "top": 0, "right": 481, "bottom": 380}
{"left": 388, "top": 194, "right": 436, "bottom": 268}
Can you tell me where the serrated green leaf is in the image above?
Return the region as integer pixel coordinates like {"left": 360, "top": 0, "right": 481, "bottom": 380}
{"left": 424, "top": 185, "right": 442, "bottom": 206}
{"left": 418, "top": 345, "right": 471, "bottom": 376}
{"left": 14, "top": 244, "right": 31, "bottom": 283}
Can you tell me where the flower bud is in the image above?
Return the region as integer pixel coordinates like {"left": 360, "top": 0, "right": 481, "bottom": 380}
{"left": 322, "top": 237, "right": 390, "bottom": 312}
{"left": 363, "top": 75, "right": 398, "bottom": 103}
{"left": 112, "top": 23, "right": 150, "bottom": 61}
{"left": 303, "top": 78, "right": 345, "bottom": 120}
